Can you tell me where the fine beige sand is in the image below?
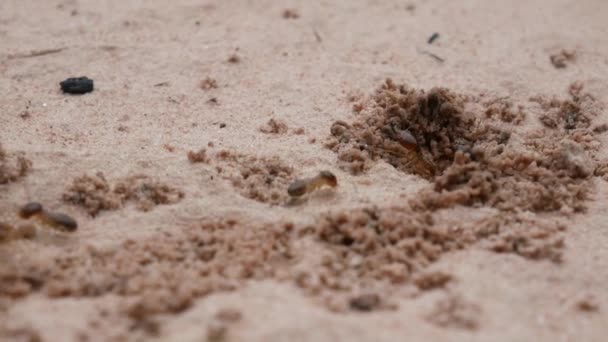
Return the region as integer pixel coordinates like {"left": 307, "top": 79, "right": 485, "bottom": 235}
{"left": 2, "top": 0, "right": 608, "bottom": 341}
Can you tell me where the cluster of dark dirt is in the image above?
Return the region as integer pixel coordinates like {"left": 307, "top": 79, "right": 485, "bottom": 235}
{"left": 550, "top": 50, "right": 576, "bottom": 69}
{"left": 212, "top": 150, "right": 294, "bottom": 205}
{"left": 62, "top": 173, "right": 184, "bottom": 216}
{"left": 282, "top": 9, "right": 300, "bottom": 19}
{"left": 0, "top": 217, "right": 294, "bottom": 333}
{"left": 0, "top": 144, "right": 31, "bottom": 185}
{"left": 199, "top": 77, "right": 218, "bottom": 90}
{"left": 482, "top": 96, "right": 526, "bottom": 124}
{"left": 426, "top": 293, "right": 481, "bottom": 330}
{"left": 259, "top": 118, "right": 289, "bottom": 135}
{"left": 327, "top": 80, "right": 601, "bottom": 214}
{"left": 187, "top": 148, "right": 209, "bottom": 163}
{"left": 327, "top": 80, "right": 479, "bottom": 177}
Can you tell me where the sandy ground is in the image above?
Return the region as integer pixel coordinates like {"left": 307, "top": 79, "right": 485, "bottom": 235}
{"left": 1, "top": 0, "right": 608, "bottom": 341}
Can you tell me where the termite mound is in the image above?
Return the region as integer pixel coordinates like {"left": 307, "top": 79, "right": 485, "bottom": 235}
{"left": 326, "top": 80, "right": 602, "bottom": 213}
{"left": 327, "top": 80, "right": 482, "bottom": 177}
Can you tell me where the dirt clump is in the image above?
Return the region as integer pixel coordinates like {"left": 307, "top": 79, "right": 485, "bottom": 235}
{"left": 414, "top": 271, "right": 453, "bottom": 291}
{"left": 0, "top": 144, "right": 31, "bottom": 185}
{"left": 483, "top": 97, "right": 526, "bottom": 124}
{"left": 349, "top": 293, "right": 381, "bottom": 312}
{"left": 62, "top": 173, "right": 184, "bottom": 216}
{"left": 213, "top": 150, "right": 293, "bottom": 205}
{"left": 259, "top": 118, "right": 289, "bottom": 135}
{"left": 550, "top": 50, "right": 576, "bottom": 69}
{"left": 575, "top": 294, "right": 599, "bottom": 312}
{"left": 187, "top": 149, "right": 209, "bottom": 163}
{"left": 282, "top": 9, "right": 300, "bottom": 19}
{"left": 315, "top": 80, "right": 603, "bottom": 307}
{"left": 0, "top": 217, "right": 294, "bottom": 334}
{"left": 200, "top": 77, "right": 218, "bottom": 90}
{"left": 426, "top": 294, "right": 480, "bottom": 330}
{"left": 327, "top": 80, "right": 478, "bottom": 177}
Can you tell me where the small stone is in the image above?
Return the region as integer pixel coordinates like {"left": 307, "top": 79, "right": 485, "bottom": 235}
{"left": 60, "top": 76, "right": 94, "bottom": 94}
{"left": 349, "top": 293, "right": 380, "bottom": 312}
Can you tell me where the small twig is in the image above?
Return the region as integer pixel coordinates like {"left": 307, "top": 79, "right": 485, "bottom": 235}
{"left": 313, "top": 29, "right": 322, "bottom": 43}
{"left": 420, "top": 50, "right": 445, "bottom": 63}
{"left": 7, "top": 47, "right": 67, "bottom": 60}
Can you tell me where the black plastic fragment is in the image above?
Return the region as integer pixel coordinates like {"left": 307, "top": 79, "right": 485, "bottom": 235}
{"left": 60, "top": 76, "right": 94, "bottom": 94}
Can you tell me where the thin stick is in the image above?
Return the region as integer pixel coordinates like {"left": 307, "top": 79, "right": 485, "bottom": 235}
{"left": 7, "top": 47, "right": 67, "bottom": 60}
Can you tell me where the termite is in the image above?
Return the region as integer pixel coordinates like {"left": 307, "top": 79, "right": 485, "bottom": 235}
{"left": 394, "top": 128, "right": 436, "bottom": 178}
{"left": 18, "top": 202, "right": 78, "bottom": 232}
{"left": 37, "top": 211, "right": 78, "bottom": 232}
{"left": 19, "top": 202, "right": 43, "bottom": 219}
{"left": 288, "top": 171, "right": 338, "bottom": 197}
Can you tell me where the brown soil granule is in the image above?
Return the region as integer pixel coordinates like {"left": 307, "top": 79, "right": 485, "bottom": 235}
{"left": 593, "top": 123, "right": 608, "bottom": 134}
{"left": 214, "top": 308, "right": 243, "bottom": 323}
{"left": 200, "top": 77, "right": 218, "bottom": 90}
{"left": 0, "top": 325, "right": 41, "bottom": 342}
{"left": 426, "top": 294, "right": 480, "bottom": 330}
{"left": 292, "top": 127, "right": 306, "bottom": 135}
{"left": 483, "top": 97, "right": 526, "bottom": 124}
{"left": 213, "top": 150, "right": 293, "bottom": 205}
{"left": 259, "top": 118, "right": 289, "bottom": 135}
{"left": 575, "top": 294, "right": 599, "bottom": 312}
{"left": 594, "top": 163, "right": 608, "bottom": 181}
{"left": 0, "top": 144, "right": 31, "bottom": 185}
{"left": 550, "top": 50, "right": 576, "bottom": 69}
{"left": 533, "top": 83, "right": 599, "bottom": 131}
{"left": 187, "top": 149, "right": 209, "bottom": 163}
{"left": 349, "top": 293, "right": 381, "bottom": 312}
{"left": 227, "top": 54, "right": 240, "bottom": 64}
{"left": 206, "top": 322, "right": 227, "bottom": 342}
{"left": 414, "top": 271, "right": 453, "bottom": 291}
{"left": 63, "top": 173, "right": 183, "bottom": 216}
{"left": 282, "top": 9, "right": 300, "bottom": 19}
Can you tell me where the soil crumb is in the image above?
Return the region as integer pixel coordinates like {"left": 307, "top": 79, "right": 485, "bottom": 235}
{"left": 550, "top": 50, "right": 576, "bottom": 69}
{"left": 282, "top": 9, "right": 300, "bottom": 19}
{"left": 576, "top": 294, "right": 599, "bottom": 312}
{"left": 62, "top": 173, "right": 184, "bottom": 216}
{"left": 349, "top": 293, "right": 381, "bottom": 312}
{"left": 227, "top": 54, "right": 240, "bottom": 64}
{"left": 0, "top": 144, "right": 32, "bottom": 185}
{"left": 200, "top": 77, "right": 218, "bottom": 90}
{"left": 215, "top": 308, "right": 243, "bottom": 323}
{"left": 259, "top": 118, "right": 289, "bottom": 135}
{"left": 188, "top": 149, "right": 209, "bottom": 163}
{"left": 206, "top": 322, "right": 227, "bottom": 342}
{"left": 414, "top": 271, "right": 453, "bottom": 291}
{"left": 213, "top": 150, "right": 293, "bottom": 205}
{"left": 426, "top": 294, "right": 480, "bottom": 330}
